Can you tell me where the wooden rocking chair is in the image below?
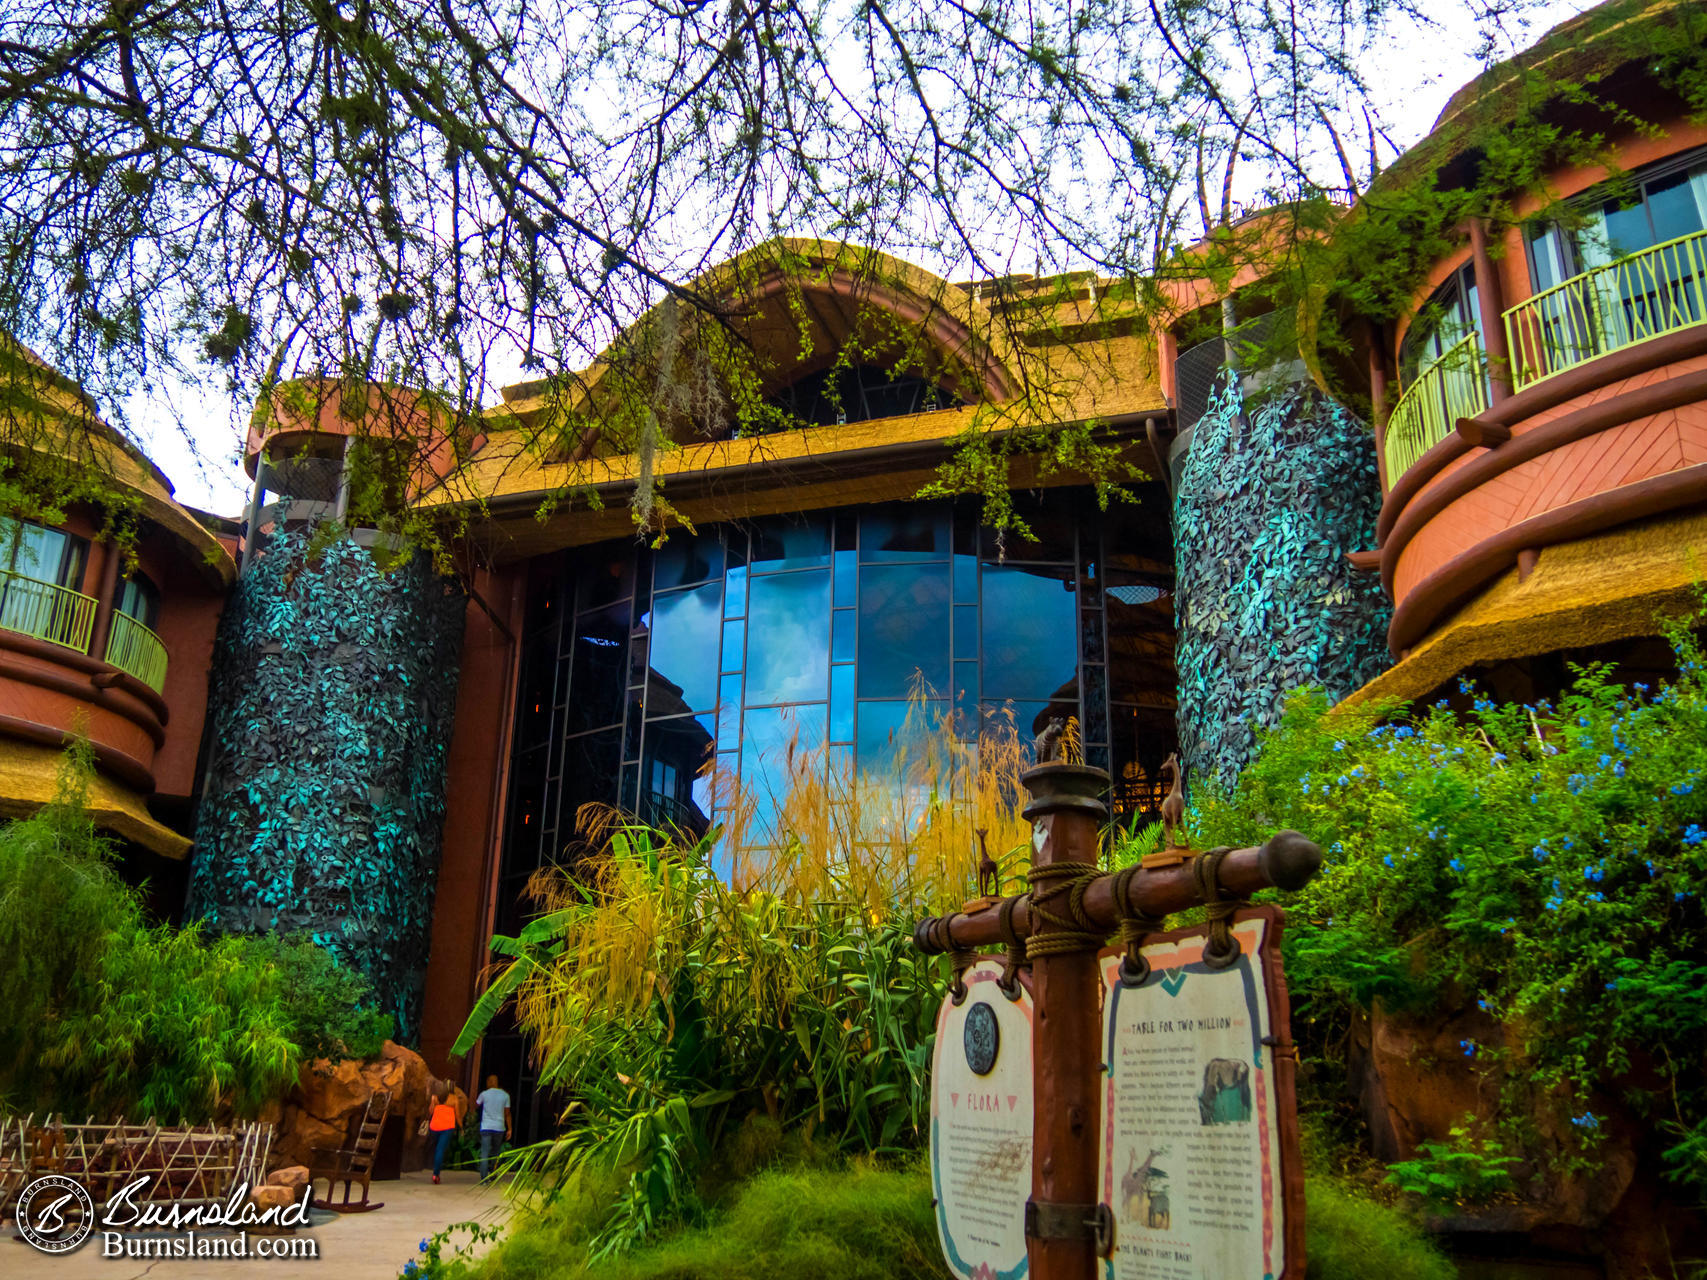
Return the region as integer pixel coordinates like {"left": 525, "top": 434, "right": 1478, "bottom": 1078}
{"left": 307, "top": 1089, "right": 390, "bottom": 1213}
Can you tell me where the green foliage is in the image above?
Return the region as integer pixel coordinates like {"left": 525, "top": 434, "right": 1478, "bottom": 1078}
{"left": 413, "top": 1160, "right": 1451, "bottom": 1280}
{"left": 454, "top": 820, "right": 948, "bottom": 1257}
{"left": 1384, "top": 1125, "right": 1521, "bottom": 1208}
{"left": 234, "top": 932, "right": 394, "bottom": 1060}
{"left": 1302, "top": 1176, "right": 1457, "bottom": 1280}
{"left": 188, "top": 525, "right": 465, "bottom": 1040}
{"left": 0, "top": 745, "right": 302, "bottom": 1120}
{"left": 1193, "top": 617, "right": 1707, "bottom": 1193}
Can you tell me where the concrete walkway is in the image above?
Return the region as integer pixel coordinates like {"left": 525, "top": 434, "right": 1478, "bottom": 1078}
{"left": 6, "top": 1171, "right": 511, "bottom": 1280}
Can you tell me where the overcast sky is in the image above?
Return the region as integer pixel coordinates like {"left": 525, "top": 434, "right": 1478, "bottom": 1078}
{"left": 127, "top": 0, "right": 1601, "bottom": 518}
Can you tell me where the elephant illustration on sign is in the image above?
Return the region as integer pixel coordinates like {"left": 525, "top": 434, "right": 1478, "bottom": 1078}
{"left": 1198, "top": 1057, "right": 1253, "bottom": 1125}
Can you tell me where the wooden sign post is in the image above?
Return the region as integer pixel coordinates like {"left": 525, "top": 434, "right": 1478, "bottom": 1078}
{"left": 915, "top": 755, "right": 1322, "bottom": 1280}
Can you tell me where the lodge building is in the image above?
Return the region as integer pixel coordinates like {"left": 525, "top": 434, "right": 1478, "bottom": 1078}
{"left": 1, "top": 0, "right": 1703, "bottom": 1135}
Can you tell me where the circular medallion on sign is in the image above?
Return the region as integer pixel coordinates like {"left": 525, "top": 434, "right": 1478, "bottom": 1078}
{"left": 963, "top": 1000, "right": 1000, "bottom": 1075}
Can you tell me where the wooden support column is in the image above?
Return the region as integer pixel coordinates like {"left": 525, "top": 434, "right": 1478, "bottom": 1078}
{"left": 86, "top": 539, "right": 122, "bottom": 661}
{"left": 1468, "top": 217, "right": 1513, "bottom": 406}
{"left": 1019, "top": 761, "right": 1109, "bottom": 1280}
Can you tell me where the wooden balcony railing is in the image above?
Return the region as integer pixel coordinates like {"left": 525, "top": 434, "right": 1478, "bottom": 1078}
{"left": 105, "top": 610, "right": 169, "bottom": 694}
{"left": 0, "top": 569, "right": 97, "bottom": 654}
{"left": 1382, "top": 332, "right": 1489, "bottom": 489}
{"left": 1504, "top": 229, "right": 1707, "bottom": 390}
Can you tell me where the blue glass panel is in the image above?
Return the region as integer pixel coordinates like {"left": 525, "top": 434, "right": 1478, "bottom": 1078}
{"left": 954, "top": 660, "right": 979, "bottom": 738}
{"left": 857, "top": 563, "right": 950, "bottom": 698}
{"left": 834, "top": 549, "right": 857, "bottom": 604}
{"left": 751, "top": 516, "right": 831, "bottom": 571}
{"left": 653, "top": 532, "right": 723, "bottom": 590}
{"left": 982, "top": 700, "right": 1073, "bottom": 760}
{"left": 644, "top": 581, "right": 722, "bottom": 715}
{"left": 861, "top": 507, "right": 949, "bottom": 561}
{"left": 953, "top": 605, "right": 978, "bottom": 661}
{"left": 980, "top": 565, "right": 1077, "bottom": 702}
{"left": 724, "top": 565, "right": 748, "bottom": 618}
{"left": 953, "top": 554, "right": 978, "bottom": 604}
{"left": 740, "top": 704, "right": 827, "bottom": 842}
{"left": 745, "top": 570, "right": 831, "bottom": 705}
{"left": 721, "top": 619, "right": 745, "bottom": 674}
{"left": 641, "top": 713, "right": 716, "bottom": 834}
{"left": 830, "top": 665, "right": 854, "bottom": 742}
{"left": 857, "top": 699, "right": 949, "bottom": 779}
{"left": 718, "top": 674, "right": 743, "bottom": 751}
{"left": 832, "top": 609, "right": 855, "bottom": 662}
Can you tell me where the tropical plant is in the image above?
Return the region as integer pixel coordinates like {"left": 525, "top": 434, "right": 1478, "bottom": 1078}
{"left": 1384, "top": 1125, "right": 1521, "bottom": 1208}
{"left": 0, "top": 743, "right": 381, "bottom": 1120}
{"left": 1192, "top": 612, "right": 1707, "bottom": 1195}
{"left": 235, "top": 933, "right": 395, "bottom": 1061}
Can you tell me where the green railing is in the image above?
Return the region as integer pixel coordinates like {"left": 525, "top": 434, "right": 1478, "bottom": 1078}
{"left": 1503, "top": 228, "right": 1707, "bottom": 390}
{"left": 0, "top": 569, "right": 97, "bottom": 654}
{"left": 106, "top": 610, "right": 169, "bottom": 694}
{"left": 1383, "top": 331, "right": 1488, "bottom": 488}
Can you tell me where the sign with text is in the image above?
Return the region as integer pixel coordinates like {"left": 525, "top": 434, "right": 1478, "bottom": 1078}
{"left": 930, "top": 959, "right": 1034, "bottom": 1280}
{"left": 1097, "top": 907, "right": 1303, "bottom": 1280}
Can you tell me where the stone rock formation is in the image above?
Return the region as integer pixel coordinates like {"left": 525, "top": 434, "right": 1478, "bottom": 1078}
{"left": 263, "top": 1039, "right": 461, "bottom": 1174}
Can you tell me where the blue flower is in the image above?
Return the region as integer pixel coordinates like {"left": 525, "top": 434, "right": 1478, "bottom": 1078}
{"left": 1544, "top": 895, "right": 1563, "bottom": 911}
{"left": 1685, "top": 825, "right": 1707, "bottom": 847}
{"left": 1532, "top": 843, "right": 1549, "bottom": 862}
{"left": 1646, "top": 860, "right": 1658, "bottom": 876}
{"left": 1474, "top": 698, "right": 1494, "bottom": 712}
{"left": 1599, "top": 754, "right": 1612, "bottom": 768}
{"left": 1568, "top": 774, "right": 1588, "bottom": 795}
{"left": 1605, "top": 981, "right": 1617, "bottom": 992}
{"left": 404, "top": 1263, "right": 420, "bottom": 1279}
{"left": 1571, "top": 1113, "right": 1599, "bottom": 1130}
{"left": 1587, "top": 891, "right": 1605, "bottom": 902}
{"left": 1584, "top": 865, "right": 1604, "bottom": 882}
{"left": 1671, "top": 783, "right": 1694, "bottom": 796}
{"left": 420, "top": 1240, "right": 430, "bottom": 1253}
{"left": 1457, "top": 678, "right": 1476, "bottom": 694}
{"left": 1634, "top": 682, "right": 1649, "bottom": 693}
{"left": 1333, "top": 740, "right": 1346, "bottom": 752}
{"left": 1449, "top": 858, "right": 1463, "bottom": 872}
{"left": 1350, "top": 765, "right": 1366, "bottom": 779}
{"left": 1383, "top": 854, "right": 1395, "bottom": 868}
{"left": 1491, "top": 752, "right": 1507, "bottom": 764}
{"left": 1614, "top": 761, "right": 1626, "bottom": 778}
{"left": 1337, "top": 775, "right": 1349, "bottom": 786}
{"left": 1476, "top": 998, "right": 1488, "bottom": 1010}
{"left": 1459, "top": 1039, "right": 1476, "bottom": 1057}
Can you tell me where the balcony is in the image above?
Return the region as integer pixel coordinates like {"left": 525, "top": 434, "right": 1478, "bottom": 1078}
{"left": 1504, "top": 229, "right": 1707, "bottom": 391}
{"left": 0, "top": 569, "right": 168, "bottom": 694}
{"left": 0, "top": 569, "right": 96, "bottom": 653}
{"left": 1382, "top": 332, "right": 1489, "bottom": 487}
{"left": 105, "top": 611, "right": 169, "bottom": 694}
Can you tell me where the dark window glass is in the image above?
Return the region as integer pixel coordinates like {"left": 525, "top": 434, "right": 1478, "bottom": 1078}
{"left": 1647, "top": 171, "right": 1704, "bottom": 244}
{"left": 644, "top": 582, "right": 722, "bottom": 715}
{"left": 768, "top": 365, "right": 963, "bottom": 427}
{"left": 653, "top": 533, "right": 723, "bottom": 591}
{"left": 857, "top": 563, "right": 950, "bottom": 698}
{"left": 115, "top": 575, "right": 160, "bottom": 628}
{"left": 953, "top": 605, "right": 978, "bottom": 661}
{"left": 0, "top": 517, "right": 86, "bottom": 588}
{"left": 953, "top": 554, "right": 978, "bottom": 604}
{"left": 515, "top": 635, "right": 560, "bottom": 751}
{"left": 576, "top": 549, "right": 634, "bottom": 611}
{"left": 745, "top": 570, "right": 831, "bottom": 705}
{"left": 1082, "top": 666, "right": 1109, "bottom": 744}
{"left": 559, "top": 729, "right": 622, "bottom": 841}
{"left": 980, "top": 565, "right": 1078, "bottom": 702}
{"left": 641, "top": 713, "right": 715, "bottom": 835}
{"left": 751, "top": 516, "right": 831, "bottom": 571}
{"left": 565, "top": 602, "right": 630, "bottom": 735}
{"left": 504, "top": 745, "right": 549, "bottom": 872}
{"left": 860, "top": 508, "right": 949, "bottom": 561}
{"left": 980, "top": 510, "right": 1074, "bottom": 562}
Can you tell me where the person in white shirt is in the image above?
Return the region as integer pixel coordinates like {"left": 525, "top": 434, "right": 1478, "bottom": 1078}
{"left": 473, "top": 1075, "right": 513, "bottom": 1182}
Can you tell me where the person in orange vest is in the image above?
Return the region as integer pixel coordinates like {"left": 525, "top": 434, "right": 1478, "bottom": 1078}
{"left": 428, "top": 1080, "right": 459, "bottom": 1184}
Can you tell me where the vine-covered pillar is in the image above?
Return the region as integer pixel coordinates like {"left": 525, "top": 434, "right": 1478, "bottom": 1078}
{"left": 1172, "top": 374, "right": 1392, "bottom": 794}
{"left": 187, "top": 528, "right": 466, "bottom": 1042}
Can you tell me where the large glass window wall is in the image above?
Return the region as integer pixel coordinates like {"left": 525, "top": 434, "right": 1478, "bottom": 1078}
{"left": 498, "top": 491, "right": 1176, "bottom": 912}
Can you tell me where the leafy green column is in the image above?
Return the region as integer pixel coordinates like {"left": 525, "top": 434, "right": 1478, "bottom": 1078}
{"left": 1173, "top": 374, "right": 1391, "bottom": 793}
{"left": 187, "top": 528, "right": 465, "bottom": 1042}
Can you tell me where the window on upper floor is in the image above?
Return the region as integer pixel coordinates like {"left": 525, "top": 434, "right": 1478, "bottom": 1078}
{"left": 1525, "top": 148, "right": 1707, "bottom": 289}
{"left": 1399, "top": 260, "right": 1483, "bottom": 384}
{"left": 0, "top": 517, "right": 88, "bottom": 589}
{"left": 763, "top": 363, "right": 964, "bottom": 429}
{"left": 116, "top": 573, "right": 161, "bottom": 629}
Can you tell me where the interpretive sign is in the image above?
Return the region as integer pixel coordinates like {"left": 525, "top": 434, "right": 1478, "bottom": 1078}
{"left": 931, "top": 958, "right": 1035, "bottom": 1280}
{"left": 1096, "top": 907, "right": 1303, "bottom": 1280}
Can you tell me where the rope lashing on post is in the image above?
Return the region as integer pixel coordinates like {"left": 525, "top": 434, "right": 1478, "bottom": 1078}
{"left": 996, "top": 892, "right": 1028, "bottom": 999}
{"left": 1193, "top": 846, "right": 1247, "bottom": 969}
{"left": 1024, "top": 860, "right": 1105, "bottom": 958}
{"left": 1109, "top": 863, "right": 1167, "bottom": 987}
{"left": 949, "top": 945, "right": 978, "bottom": 1005}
